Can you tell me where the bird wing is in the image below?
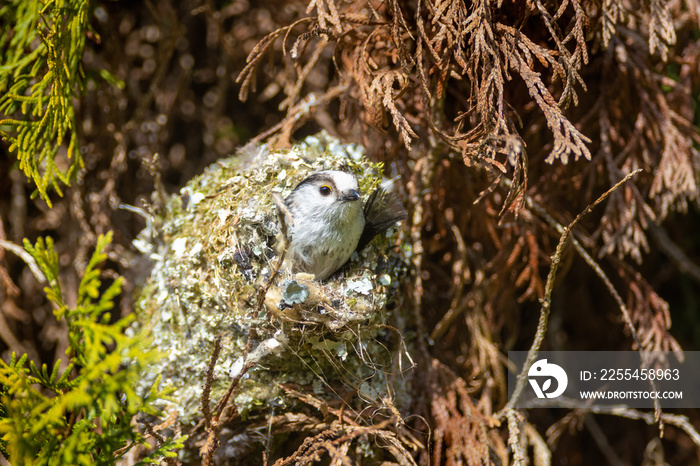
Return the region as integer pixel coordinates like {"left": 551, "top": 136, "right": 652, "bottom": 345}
{"left": 357, "top": 187, "right": 407, "bottom": 251}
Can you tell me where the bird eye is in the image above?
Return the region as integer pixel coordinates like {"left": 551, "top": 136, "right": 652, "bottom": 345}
{"left": 319, "top": 185, "right": 332, "bottom": 196}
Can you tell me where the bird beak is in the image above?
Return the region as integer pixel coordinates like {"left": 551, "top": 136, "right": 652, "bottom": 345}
{"left": 341, "top": 189, "right": 361, "bottom": 202}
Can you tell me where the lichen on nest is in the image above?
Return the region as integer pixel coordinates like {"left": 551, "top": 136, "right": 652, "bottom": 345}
{"left": 131, "top": 133, "right": 413, "bottom": 429}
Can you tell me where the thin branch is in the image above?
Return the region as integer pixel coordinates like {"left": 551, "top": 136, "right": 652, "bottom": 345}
{"left": 201, "top": 335, "right": 222, "bottom": 430}
{"left": 505, "top": 409, "right": 526, "bottom": 466}
{"left": 548, "top": 399, "right": 700, "bottom": 449}
{"left": 500, "top": 168, "right": 642, "bottom": 415}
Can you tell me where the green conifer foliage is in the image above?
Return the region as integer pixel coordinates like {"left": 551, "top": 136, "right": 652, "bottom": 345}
{"left": 0, "top": 0, "right": 98, "bottom": 206}
{"left": 0, "top": 233, "right": 185, "bottom": 465}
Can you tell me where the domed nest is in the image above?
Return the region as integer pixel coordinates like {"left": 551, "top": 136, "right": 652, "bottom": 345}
{"left": 131, "top": 133, "right": 416, "bottom": 460}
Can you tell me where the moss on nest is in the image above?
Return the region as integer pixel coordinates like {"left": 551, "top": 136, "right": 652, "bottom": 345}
{"left": 132, "top": 133, "right": 412, "bottom": 430}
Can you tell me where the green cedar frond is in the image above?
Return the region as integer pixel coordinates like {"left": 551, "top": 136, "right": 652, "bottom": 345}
{"left": 22, "top": 236, "right": 64, "bottom": 312}
{"left": 0, "top": 233, "right": 183, "bottom": 463}
{"left": 136, "top": 435, "right": 189, "bottom": 465}
{"left": 77, "top": 232, "right": 113, "bottom": 308}
{"left": 0, "top": 0, "right": 90, "bottom": 207}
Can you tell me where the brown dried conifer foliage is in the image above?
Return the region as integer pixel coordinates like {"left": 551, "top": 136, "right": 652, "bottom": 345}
{"left": 1, "top": 0, "right": 699, "bottom": 464}
{"left": 237, "top": 0, "right": 700, "bottom": 463}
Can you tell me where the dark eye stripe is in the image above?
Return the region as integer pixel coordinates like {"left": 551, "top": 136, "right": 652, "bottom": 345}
{"left": 294, "top": 172, "right": 336, "bottom": 190}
